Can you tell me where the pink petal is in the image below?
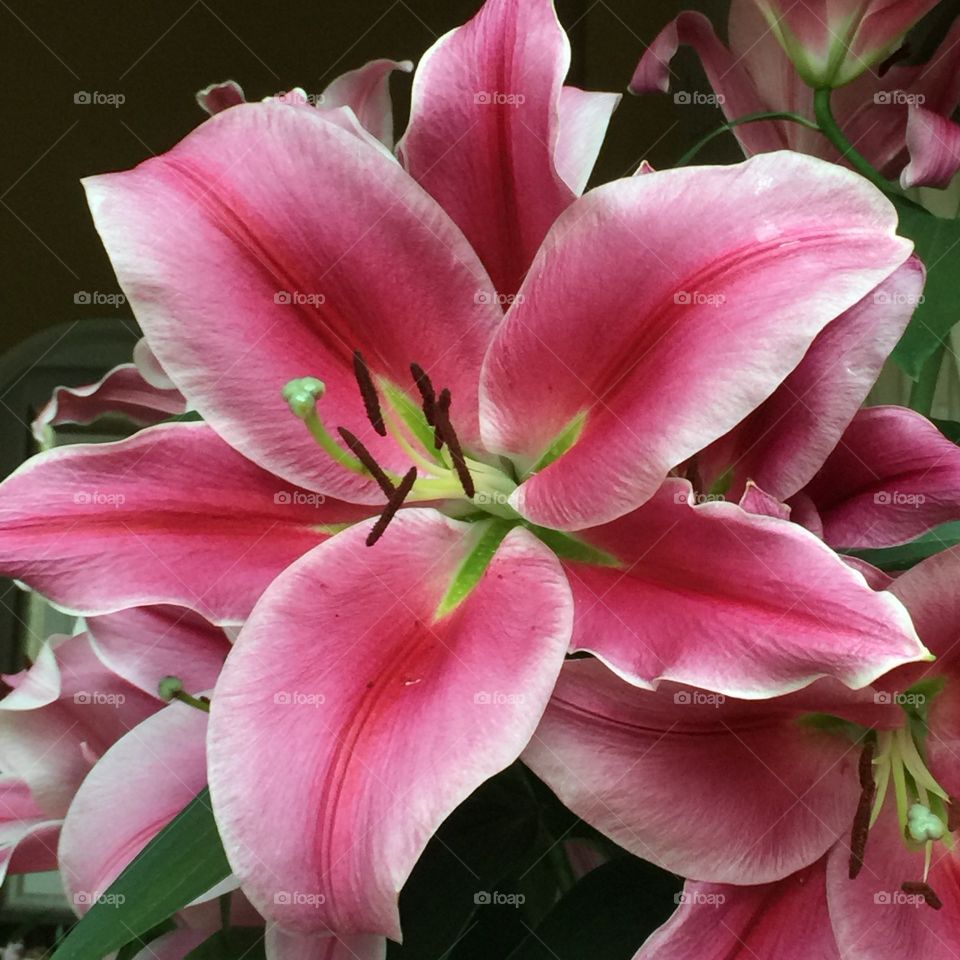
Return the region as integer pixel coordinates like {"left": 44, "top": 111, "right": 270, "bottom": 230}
{"left": 133, "top": 337, "right": 177, "bottom": 390}
{"left": 131, "top": 929, "right": 210, "bottom": 960}
{"left": 0, "top": 422, "right": 371, "bottom": 622}
{"left": 638, "top": 861, "right": 838, "bottom": 959}
{"left": 699, "top": 259, "right": 924, "bottom": 502}
{"left": 320, "top": 59, "right": 412, "bottom": 149}
{"left": 555, "top": 87, "right": 620, "bottom": 194}
{"left": 397, "top": 0, "right": 574, "bottom": 295}
{"left": 481, "top": 151, "right": 913, "bottom": 530}
{"left": 59, "top": 701, "right": 209, "bottom": 909}
{"left": 562, "top": 478, "right": 925, "bottom": 697}
{"left": 86, "top": 606, "right": 231, "bottom": 698}
{"left": 84, "top": 102, "right": 501, "bottom": 502}
{"left": 266, "top": 927, "right": 385, "bottom": 960}
{"left": 0, "top": 633, "right": 158, "bottom": 817}
{"left": 901, "top": 104, "right": 960, "bottom": 189}
{"left": 629, "top": 11, "right": 787, "bottom": 155}
{"left": 196, "top": 80, "right": 245, "bottom": 115}
{"left": 524, "top": 659, "right": 890, "bottom": 884}
{"left": 31, "top": 363, "right": 186, "bottom": 444}
{"left": 804, "top": 406, "right": 960, "bottom": 549}
{"left": 826, "top": 805, "right": 960, "bottom": 959}
{"left": 207, "top": 510, "right": 573, "bottom": 937}
{"left": 738, "top": 481, "right": 791, "bottom": 521}
{"left": 1, "top": 821, "right": 61, "bottom": 881}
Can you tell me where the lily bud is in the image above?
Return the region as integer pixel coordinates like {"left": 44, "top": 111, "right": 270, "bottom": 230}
{"left": 753, "top": 0, "right": 938, "bottom": 87}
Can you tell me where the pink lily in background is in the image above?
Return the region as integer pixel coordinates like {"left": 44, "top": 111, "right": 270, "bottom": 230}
{"left": 632, "top": 0, "right": 960, "bottom": 188}
{"left": 526, "top": 544, "right": 960, "bottom": 959}
{"left": 0, "top": 0, "right": 939, "bottom": 943}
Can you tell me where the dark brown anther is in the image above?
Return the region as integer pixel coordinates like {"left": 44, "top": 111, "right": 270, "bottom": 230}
{"left": 336, "top": 427, "right": 395, "bottom": 498}
{"left": 432, "top": 388, "right": 449, "bottom": 450}
{"left": 901, "top": 881, "right": 943, "bottom": 910}
{"left": 366, "top": 467, "right": 417, "bottom": 547}
{"left": 433, "top": 388, "right": 475, "bottom": 499}
{"left": 849, "top": 740, "right": 876, "bottom": 880}
{"left": 948, "top": 797, "right": 959, "bottom": 834}
{"left": 353, "top": 351, "right": 386, "bottom": 436}
{"left": 410, "top": 363, "right": 436, "bottom": 426}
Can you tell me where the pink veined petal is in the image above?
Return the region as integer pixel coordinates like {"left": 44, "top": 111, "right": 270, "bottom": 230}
{"left": 397, "top": 0, "right": 575, "bottom": 296}
{"left": 196, "top": 80, "right": 246, "bottom": 115}
{"left": 207, "top": 509, "right": 573, "bottom": 938}
{"left": 133, "top": 337, "right": 178, "bottom": 390}
{"left": 31, "top": 362, "right": 187, "bottom": 444}
{"left": 629, "top": 11, "right": 788, "bottom": 155}
{"left": 266, "top": 926, "right": 386, "bottom": 960}
{"left": 86, "top": 606, "right": 231, "bottom": 698}
{"left": 0, "top": 776, "right": 49, "bottom": 823}
{"left": 480, "top": 151, "right": 913, "bottom": 531}
{"left": 58, "top": 701, "right": 209, "bottom": 909}
{"left": 561, "top": 479, "right": 926, "bottom": 698}
{"left": 698, "top": 258, "right": 925, "bottom": 501}
{"left": 524, "top": 659, "right": 893, "bottom": 885}
{"left": 636, "top": 860, "right": 838, "bottom": 960}
{"left": 320, "top": 59, "right": 413, "bottom": 149}
{"left": 826, "top": 805, "right": 960, "bottom": 959}
{"left": 738, "top": 481, "right": 791, "bottom": 520}
{"left": 803, "top": 406, "right": 960, "bottom": 549}
{"left": 842, "top": 555, "right": 894, "bottom": 590}
{"left": 0, "top": 633, "right": 158, "bottom": 817}
{"left": 849, "top": 0, "right": 942, "bottom": 75}
{"left": 554, "top": 87, "right": 621, "bottom": 195}
{"left": 0, "top": 422, "right": 373, "bottom": 622}
{"left": 901, "top": 104, "right": 960, "bottom": 189}
{"left": 0, "top": 819, "right": 61, "bottom": 886}
{"left": 84, "top": 102, "right": 501, "bottom": 502}
{"left": 131, "top": 929, "right": 210, "bottom": 960}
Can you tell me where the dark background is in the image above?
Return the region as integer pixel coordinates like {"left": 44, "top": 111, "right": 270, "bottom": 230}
{"left": 0, "top": 0, "right": 741, "bottom": 356}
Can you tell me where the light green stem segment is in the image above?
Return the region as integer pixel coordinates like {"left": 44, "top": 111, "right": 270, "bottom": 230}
{"left": 812, "top": 88, "right": 899, "bottom": 195}
{"left": 676, "top": 111, "right": 821, "bottom": 167}
{"left": 436, "top": 518, "right": 516, "bottom": 617}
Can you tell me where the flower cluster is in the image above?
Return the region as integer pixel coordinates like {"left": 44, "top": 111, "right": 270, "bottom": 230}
{"left": 3, "top": 1, "right": 960, "bottom": 958}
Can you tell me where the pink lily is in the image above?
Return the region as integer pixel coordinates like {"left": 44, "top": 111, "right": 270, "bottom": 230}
{"left": 632, "top": 0, "right": 960, "bottom": 188}
{"left": 526, "top": 544, "right": 960, "bottom": 959}
{"left": 0, "top": 0, "right": 935, "bottom": 941}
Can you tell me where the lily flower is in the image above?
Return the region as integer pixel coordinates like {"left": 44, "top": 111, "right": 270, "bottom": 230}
{"left": 0, "top": 0, "right": 934, "bottom": 941}
{"left": 526, "top": 544, "right": 960, "bottom": 959}
{"left": 631, "top": 0, "right": 960, "bottom": 188}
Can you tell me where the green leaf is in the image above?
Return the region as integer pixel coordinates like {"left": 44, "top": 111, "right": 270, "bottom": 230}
{"left": 845, "top": 520, "right": 960, "bottom": 571}
{"left": 185, "top": 928, "right": 265, "bottom": 960}
{"left": 52, "top": 789, "right": 231, "bottom": 960}
{"left": 932, "top": 418, "right": 960, "bottom": 444}
{"left": 891, "top": 197, "right": 960, "bottom": 380}
{"left": 506, "top": 857, "right": 682, "bottom": 960}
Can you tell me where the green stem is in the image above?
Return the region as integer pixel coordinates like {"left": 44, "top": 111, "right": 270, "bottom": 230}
{"left": 909, "top": 342, "right": 947, "bottom": 417}
{"left": 812, "top": 88, "right": 898, "bottom": 194}
{"left": 676, "top": 111, "right": 821, "bottom": 167}
{"left": 172, "top": 690, "right": 211, "bottom": 713}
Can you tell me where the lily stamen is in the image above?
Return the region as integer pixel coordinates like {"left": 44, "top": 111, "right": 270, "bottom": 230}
{"left": 352, "top": 350, "right": 386, "bottom": 437}
{"left": 367, "top": 467, "right": 417, "bottom": 547}
{"left": 336, "top": 426, "right": 397, "bottom": 498}
{"left": 433, "top": 388, "right": 475, "bottom": 499}
{"left": 901, "top": 880, "right": 943, "bottom": 910}
{"left": 848, "top": 739, "right": 875, "bottom": 879}
{"left": 409, "top": 362, "right": 436, "bottom": 426}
